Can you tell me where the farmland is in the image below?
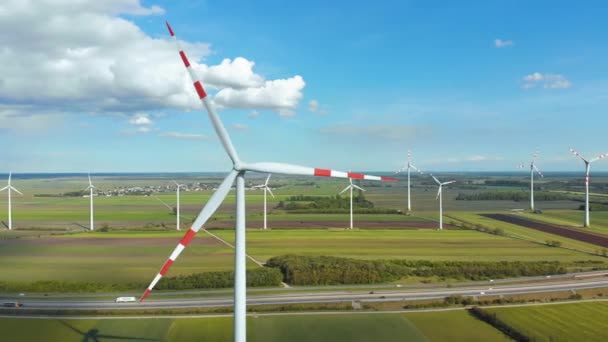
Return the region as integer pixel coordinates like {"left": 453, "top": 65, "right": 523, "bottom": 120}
{"left": 484, "top": 301, "right": 608, "bottom": 341}
{"left": 1, "top": 173, "right": 608, "bottom": 287}
{"left": 0, "top": 310, "right": 509, "bottom": 341}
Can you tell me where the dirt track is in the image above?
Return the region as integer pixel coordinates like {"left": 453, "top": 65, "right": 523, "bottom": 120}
{"left": 481, "top": 214, "right": 608, "bottom": 248}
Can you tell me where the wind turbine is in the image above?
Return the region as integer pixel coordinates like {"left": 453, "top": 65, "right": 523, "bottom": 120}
{"left": 85, "top": 174, "right": 95, "bottom": 231}
{"left": 139, "top": 22, "right": 397, "bottom": 342}
{"left": 339, "top": 176, "right": 365, "bottom": 229}
{"left": 569, "top": 147, "right": 607, "bottom": 227}
{"left": 1, "top": 172, "right": 23, "bottom": 230}
{"left": 519, "top": 153, "right": 543, "bottom": 211}
{"left": 431, "top": 174, "right": 455, "bottom": 230}
{"left": 396, "top": 149, "right": 423, "bottom": 212}
{"left": 252, "top": 174, "right": 274, "bottom": 230}
{"left": 173, "top": 181, "right": 185, "bottom": 231}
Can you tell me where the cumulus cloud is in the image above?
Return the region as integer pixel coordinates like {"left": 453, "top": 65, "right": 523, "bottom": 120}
{"left": 214, "top": 76, "right": 306, "bottom": 117}
{"left": 522, "top": 72, "right": 571, "bottom": 89}
{"left": 128, "top": 113, "right": 153, "bottom": 132}
{"left": 0, "top": 0, "right": 305, "bottom": 122}
{"left": 494, "top": 39, "right": 514, "bottom": 48}
{"left": 159, "top": 132, "right": 209, "bottom": 140}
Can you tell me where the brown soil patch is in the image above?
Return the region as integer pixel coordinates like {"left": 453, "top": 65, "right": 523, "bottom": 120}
{"left": 481, "top": 213, "right": 608, "bottom": 247}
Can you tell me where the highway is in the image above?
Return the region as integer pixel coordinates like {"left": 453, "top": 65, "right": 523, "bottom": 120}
{"left": 2, "top": 276, "right": 607, "bottom": 311}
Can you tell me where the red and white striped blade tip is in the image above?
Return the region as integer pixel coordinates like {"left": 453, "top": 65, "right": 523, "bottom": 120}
{"left": 166, "top": 21, "right": 175, "bottom": 36}
{"left": 313, "top": 168, "right": 397, "bottom": 182}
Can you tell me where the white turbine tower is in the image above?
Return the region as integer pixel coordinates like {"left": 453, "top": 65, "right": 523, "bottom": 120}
{"left": 252, "top": 174, "right": 275, "bottom": 230}
{"left": 569, "top": 147, "right": 607, "bottom": 227}
{"left": 519, "top": 154, "right": 543, "bottom": 211}
{"left": 339, "top": 176, "right": 365, "bottom": 230}
{"left": 139, "top": 22, "right": 397, "bottom": 342}
{"left": 431, "top": 174, "right": 455, "bottom": 230}
{"left": 85, "top": 174, "right": 96, "bottom": 231}
{"left": 1, "top": 172, "right": 23, "bottom": 230}
{"left": 173, "top": 181, "right": 185, "bottom": 231}
{"left": 396, "top": 149, "right": 423, "bottom": 212}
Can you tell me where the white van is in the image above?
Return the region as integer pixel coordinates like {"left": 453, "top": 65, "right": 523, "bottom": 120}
{"left": 115, "top": 296, "right": 137, "bottom": 303}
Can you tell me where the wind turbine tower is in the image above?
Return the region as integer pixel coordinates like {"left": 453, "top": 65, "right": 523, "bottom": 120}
{"left": 253, "top": 174, "right": 274, "bottom": 230}
{"left": 1, "top": 172, "right": 23, "bottom": 230}
{"left": 173, "top": 181, "right": 185, "bottom": 231}
{"left": 519, "top": 153, "right": 543, "bottom": 211}
{"left": 431, "top": 174, "right": 455, "bottom": 230}
{"left": 569, "top": 147, "right": 607, "bottom": 227}
{"left": 339, "top": 176, "right": 365, "bottom": 229}
{"left": 85, "top": 174, "right": 96, "bottom": 231}
{"left": 397, "top": 149, "right": 423, "bottom": 212}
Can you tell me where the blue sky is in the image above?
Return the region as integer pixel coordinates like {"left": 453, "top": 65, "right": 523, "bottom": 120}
{"left": 1, "top": 0, "right": 608, "bottom": 173}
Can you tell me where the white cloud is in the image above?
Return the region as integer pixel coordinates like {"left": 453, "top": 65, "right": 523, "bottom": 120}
{"left": 214, "top": 76, "right": 305, "bottom": 117}
{"left": 494, "top": 39, "right": 514, "bottom": 48}
{"left": 0, "top": 0, "right": 305, "bottom": 122}
{"left": 308, "top": 99, "right": 320, "bottom": 113}
{"left": 467, "top": 155, "right": 504, "bottom": 162}
{"left": 159, "top": 132, "right": 209, "bottom": 140}
{"left": 232, "top": 123, "right": 248, "bottom": 131}
{"left": 129, "top": 113, "right": 153, "bottom": 126}
{"left": 128, "top": 113, "right": 153, "bottom": 133}
{"left": 522, "top": 72, "right": 571, "bottom": 89}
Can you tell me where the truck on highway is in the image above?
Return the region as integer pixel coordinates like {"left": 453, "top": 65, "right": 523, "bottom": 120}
{"left": 115, "top": 296, "right": 136, "bottom": 303}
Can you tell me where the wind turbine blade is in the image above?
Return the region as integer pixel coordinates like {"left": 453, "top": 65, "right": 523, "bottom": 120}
{"left": 153, "top": 196, "right": 173, "bottom": 210}
{"left": 166, "top": 22, "right": 241, "bottom": 166}
{"left": 569, "top": 147, "right": 588, "bottom": 163}
{"left": 339, "top": 185, "right": 351, "bottom": 194}
{"left": 243, "top": 162, "right": 397, "bottom": 181}
{"left": 410, "top": 164, "right": 424, "bottom": 174}
{"left": 0, "top": 186, "right": 7, "bottom": 192}
{"left": 172, "top": 180, "right": 179, "bottom": 186}
{"left": 436, "top": 187, "right": 441, "bottom": 200}
{"left": 140, "top": 169, "right": 238, "bottom": 301}
{"left": 264, "top": 174, "right": 271, "bottom": 186}
{"left": 352, "top": 184, "right": 365, "bottom": 191}
{"left": 590, "top": 153, "right": 608, "bottom": 163}
{"left": 8, "top": 171, "right": 11, "bottom": 185}
{"left": 88, "top": 173, "right": 92, "bottom": 186}
{"left": 430, "top": 174, "right": 440, "bottom": 185}
{"left": 10, "top": 186, "right": 23, "bottom": 195}
{"left": 408, "top": 149, "right": 411, "bottom": 162}
{"left": 533, "top": 164, "right": 543, "bottom": 178}
{"left": 442, "top": 181, "right": 456, "bottom": 185}
{"left": 266, "top": 186, "right": 275, "bottom": 198}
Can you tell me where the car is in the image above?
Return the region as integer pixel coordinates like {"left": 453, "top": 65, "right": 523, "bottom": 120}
{"left": 480, "top": 291, "right": 485, "bottom": 295}
{"left": 2, "top": 302, "right": 22, "bottom": 308}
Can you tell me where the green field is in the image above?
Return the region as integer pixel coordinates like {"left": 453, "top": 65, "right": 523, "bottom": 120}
{"left": 0, "top": 310, "right": 508, "bottom": 341}
{"left": 485, "top": 301, "right": 608, "bottom": 341}
{"left": 519, "top": 210, "right": 608, "bottom": 235}
{"left": 0, "top": 229, "right": 604, "bottom": 285}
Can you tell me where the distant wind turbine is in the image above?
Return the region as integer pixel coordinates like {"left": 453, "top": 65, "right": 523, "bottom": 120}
{"left": 252, "top": 174, "right": 274, "bottom": 230}
{"left": 1, "top": 172, "right": 23, "bottom": 230}
{"left": 569, "top": 147, "right": 608, "bottom": 227}
{"left": 431, "top": 174, "right": 455, "bottom": 230}
{"left": 518, "top": 153, "right": 543, "bottom": 211}
{"left": 339, "top": 175, "right": 365, "bottom": 230}
{"left": 85, "top": 174, "right": 95, "bottom": 231}
{"left": 396, "top": 149, "right": 423, "bottom": 212}
{"left": 173, "top": 181, "right": 185, "bottom": 231}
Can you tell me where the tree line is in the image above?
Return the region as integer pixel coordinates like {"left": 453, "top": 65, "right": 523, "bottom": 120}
{"left": 456, "top": 191, "right": 572, "bottom": 201}
{"left": 265, "top": 255, "right": 567, "bottom": 286}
